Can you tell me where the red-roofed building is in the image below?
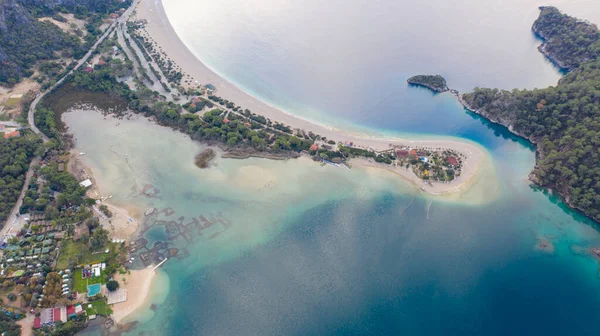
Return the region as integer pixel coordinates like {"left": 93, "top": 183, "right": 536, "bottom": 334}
{"left": 409, "top": 149, "right": 418, "bottom": 157}
{"left": 310, "top": 144, "right": 319, "bottom": 151}
{"left": 3, "top": 131, "right": 20, "bottom": 139}
{"left": 223, "top": 117, "right": 230, "bottom": 123}
{"left": 0, "top": 124, "right": 4, "bottom": 130}
{"left": 53, "top": 308, "right": 61, "bottom": 322}
{"left": 67, "top": 305, "right": 76, "bottom": 318}
{"left": 446, "top": 157, "right": 459, "bottom": 166}
{"left": 83, "top": 67, "right": 94, "bottom": 73}
{"left": 34, "top": 317, "right": 41, "bottom": 329}
{"left": 396, "top": 150, "right": 408, "bottom": 158}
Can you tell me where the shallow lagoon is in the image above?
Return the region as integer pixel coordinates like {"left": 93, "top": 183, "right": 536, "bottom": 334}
{"left": 66, "top": 109, "right": 600, "bottom": 335}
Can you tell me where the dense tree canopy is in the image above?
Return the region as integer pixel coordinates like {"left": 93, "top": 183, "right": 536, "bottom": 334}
{"left": 0, "top": 136, "right": 41, "bottom": 223}
{"left": 0, "top": 0, "right": 131, "bottom": 86}
{"left": 462, "top": 7, "right": 600, "bottom": 222}
{"left": 407, "top": 75, "right": 448, "bottom": 92}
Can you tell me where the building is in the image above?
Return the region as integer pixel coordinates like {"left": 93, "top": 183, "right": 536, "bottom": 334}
{"left": 3, "top": 131, "right": 20, "bottom": 139}
{"left": 79, "top": 179, "right": 93, "bottom": 188}
{"left": 446, "top": 157, "right": 459, "bottom": 166}
{"left": 66, "top": 304, "right": 84, "bottom": 318}
{"left": 396, "top": 150, "right": 408, "bottom": 158}
{"left": 205, "top": 83, "right": 217, "bottom": 94}
{"left": 409, "top": 149, "right": 418, "bottom": 157}
{"left": 34, "top": 305, "right": 80, "bottom": 329}
{"left": 310, "top": 144, "right": 319, "bottom": 151}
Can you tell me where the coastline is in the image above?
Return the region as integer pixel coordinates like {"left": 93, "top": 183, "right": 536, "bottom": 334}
{"left": 130, "top": 0, "right": 490, "bottom": 196}
{"left": 67, "top": 146, "right": 141, "bottom": 240}
{"left": 65, "top": 126, "right": 158, "bottom": 325}
{"left": 111, "top": 267, "right": 157, "bottom": 324}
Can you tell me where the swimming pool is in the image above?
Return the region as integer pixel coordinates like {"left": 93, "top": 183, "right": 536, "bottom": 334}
{"left": 87, "top": 283, "right": 101, "bottom": 297}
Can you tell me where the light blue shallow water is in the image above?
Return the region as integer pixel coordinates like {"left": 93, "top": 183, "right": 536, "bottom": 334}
{"left": 79, "top": 0, "right": 600, "bottom": 334}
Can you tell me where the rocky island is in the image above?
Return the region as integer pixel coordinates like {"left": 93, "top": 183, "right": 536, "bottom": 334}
{"left": 407, "top": 75, "right": 449, "bottom": 92}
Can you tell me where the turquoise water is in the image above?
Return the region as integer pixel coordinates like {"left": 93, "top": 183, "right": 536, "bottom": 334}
{"left": 87, "top": 283, "right": 101, "bottom": 297}
{"left": 73, "top": 0, "right": 600, "bottom": 334}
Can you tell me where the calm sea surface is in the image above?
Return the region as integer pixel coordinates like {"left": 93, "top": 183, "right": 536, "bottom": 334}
{"left": 78, "top": 0, "right": 600, "bottom": 335}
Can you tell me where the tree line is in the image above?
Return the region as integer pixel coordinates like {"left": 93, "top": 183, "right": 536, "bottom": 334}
{"left": 0, "top": 135, "right": 42, "bottom": 223}
{"left": 462, "top": 6, "right": 600, "bottom": 222}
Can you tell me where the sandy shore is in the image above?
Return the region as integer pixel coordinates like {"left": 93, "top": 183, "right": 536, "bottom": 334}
{"left": 131, "top": 0, "right": 490, "bottom": 195}
{"left": 68, "top": 149, "right": 154, "bottom": 323}
{"left": 68, "top": 149, "right": 141, "bottom": 239}
{"left": 111, "top": 267, "right": 157, "bottom": 324}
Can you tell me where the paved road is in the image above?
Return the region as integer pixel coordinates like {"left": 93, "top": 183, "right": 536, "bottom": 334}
{"left": 3, "top": 0, "right": 141, "bottom": 234}
{"left": 116, "top": 20, "right": 180, "bottom": 100}
{"left": 0, "top": 157, "right": 39, "bottom": 240}
{"left": 0, "top": 121, "right": 22, "bottom": 127}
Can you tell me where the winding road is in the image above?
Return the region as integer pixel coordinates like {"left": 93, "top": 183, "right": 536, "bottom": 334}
{"left": 2, "top": 0, "right": 141, "bottom": 235}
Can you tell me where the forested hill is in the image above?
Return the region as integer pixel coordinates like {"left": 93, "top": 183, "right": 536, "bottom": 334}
{"left": 0, "top": 0, "right": 130, "bottom": 86}
{"left": 532, "top": 6, "right": 600, "bottom": 70}
{"left": 462, "top": 7, "right": 600, "bottom": 222}
{"left": 407, "top": 75, "right": 448, "bottom": 92}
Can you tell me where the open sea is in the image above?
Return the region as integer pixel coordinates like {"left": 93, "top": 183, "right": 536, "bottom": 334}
{"left": 76, "top": 0, "right": 600, "bottom": 335}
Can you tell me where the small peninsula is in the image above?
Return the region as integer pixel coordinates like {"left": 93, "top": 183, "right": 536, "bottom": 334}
{"left": 407, "top": 75, "right": 448, "bottom": 92}
{"left": 460, "top": 6, "right": 600, "bottom": 223}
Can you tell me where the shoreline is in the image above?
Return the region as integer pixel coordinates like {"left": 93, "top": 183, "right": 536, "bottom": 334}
{"left": 130, "top": 0, "right": 491, "bottom": 196}
{"left": 67, "top": 146, "right": 142, "bottom": 240}
{"left": 65, "top": 125, "right": 158, "bottom": 326}
{"left": 110, "top": 267, "right": 157, "bottom": 324}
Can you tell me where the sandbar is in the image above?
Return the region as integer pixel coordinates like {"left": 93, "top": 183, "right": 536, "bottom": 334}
{"left": 130, "top": 0, "right": 490, "bottom": 196}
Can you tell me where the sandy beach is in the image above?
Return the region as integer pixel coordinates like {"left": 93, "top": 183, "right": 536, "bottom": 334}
{"left": 130, "top": 0, "right": 490, "bottom": 195}
{"left": 68, "top": 149, "right": 141, "bottom": 239}
{"left": 111, "top": 267, "right": 157, "bottom": 324}
{"left": 68, "top": 148, "right": 155, "bottom": 324}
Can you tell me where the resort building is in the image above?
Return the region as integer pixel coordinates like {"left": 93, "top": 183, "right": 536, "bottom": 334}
{"left": 446, "top": 157, "right": 459, "bottom": 166}
{"left": 34, "top": 304, "right": 84, "bottom": 329}
{"left": 79, "top": 179, "right": 93, "bottom": 188}
{"left": 3, "top": 131, "right": 20, "bottom": 139}
{"left": 396, "top": 150, "right": 409, "bottom": 158}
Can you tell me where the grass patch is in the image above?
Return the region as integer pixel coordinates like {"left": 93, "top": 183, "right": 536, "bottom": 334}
{"left": 73, "top": 268, "right": 110, "bottom": 294}
{"left": 56, "top": 239, "right": 118, "bottom": 269}
{"left": 84, "top": 299, "right": 112, "bottom": 317}
{"left": 4, "top": 97, "right": 21, "bottom": 108}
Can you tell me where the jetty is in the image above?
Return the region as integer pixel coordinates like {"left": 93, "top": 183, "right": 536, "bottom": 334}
{"left": 152, "top": 258, "right": 168, "bottom": 272}
{"left": 322, "top": 159, "right": 340, "bottom": 167}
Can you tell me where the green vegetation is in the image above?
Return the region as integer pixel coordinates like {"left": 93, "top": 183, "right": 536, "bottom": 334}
{"left": 39, "top": 164, "right": 86, "bottom": 208}
{"left": 98, "top": 204, "right": 112, "bottom": 218}
{"left": 56, "top": 239, "right": 118, "bottom": 270}
{"left": 84, "top": 299, "right": 112, "bottom": 317}
{"left": 41, "top": 272, "right": 64, "bottom": 307}
{"left": 0, "top": 310, "right": 21, "bottom": 336}
{"left": 462, "top": 6, "right": 600, "bottom": 222}
{"left": 37, "top": 314, "right": 87, "bottom": 336}
{"left": 0, "top": 0, "right": 131, "bottom": 86}
{"left": 106, "top": 279, "right": 119, "bottom": 292}
{"left": 407, "top": 75, "right": 448, "bottom": 92}
{"left": 72, "top": 268, "right": 108, "bottom": 293}
{"left": 532, "top": 6, "right": 600, "bottom": 70}
{"left": 0, "top": 135, "right": 42, "bottom": 223}
{"left": 195, "top": 148, "right": 216, "bottom": 168}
